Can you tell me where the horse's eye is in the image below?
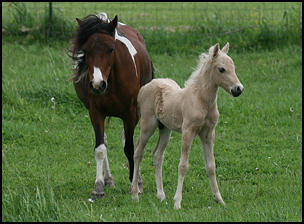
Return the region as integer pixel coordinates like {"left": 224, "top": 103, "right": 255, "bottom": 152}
{"left": 218, "top": 67, "right": 225, "bottom": 73}
{"left": 109, "top": 48, "right": 114, "bottom": 53}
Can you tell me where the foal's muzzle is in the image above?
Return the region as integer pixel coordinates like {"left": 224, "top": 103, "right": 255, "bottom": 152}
{"left": 89, "top": 80, "right": 107, "bottom": 94}
{"left": 231, "top": 84, "right": 244, "bottom": 97}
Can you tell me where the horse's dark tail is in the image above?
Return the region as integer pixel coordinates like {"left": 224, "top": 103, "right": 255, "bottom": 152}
{"left": 151, "top": 61, "right": 155, "bottom": 79}
{"left": 140, "top": 60, "right": 154, "bottom": 87}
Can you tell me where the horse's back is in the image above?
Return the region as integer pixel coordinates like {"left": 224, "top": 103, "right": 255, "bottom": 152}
{"left": 138, "top": 78, "right": 183, "bottom": 131}
{"left": 138, "top": 78, "right": 181, "bottom": 103}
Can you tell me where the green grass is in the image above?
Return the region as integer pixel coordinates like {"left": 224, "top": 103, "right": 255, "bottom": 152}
{"left": 2, "top": 36, "right": 302, "bottom": 221}
{"left": 2, "top": 2, "right": 302, "bottom": 53}
{"left": 2, "top": 2, "right": 302, "bottom": 222}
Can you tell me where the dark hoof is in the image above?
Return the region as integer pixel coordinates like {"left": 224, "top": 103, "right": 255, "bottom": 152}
{"left": 91, "top": 190, "right": 105, "bottom": 200}
{"left": 91, "top": 180, "right": 105, "bottom": 200}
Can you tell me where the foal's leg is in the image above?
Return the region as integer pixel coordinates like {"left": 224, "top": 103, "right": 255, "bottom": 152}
{"left": 131, "top": 116, "right": 157, "bottom": 201}
{"left": 173, "top": 127, "right": 196, "bottom": 209}
{"left": 153, "top": 126, "right": 171, "bottom": 201}
{"left": 199, "top": 129, "right": 225, "bottom": 206}
{"left": 122, "top": 128, "right": 144, "bottom": 193}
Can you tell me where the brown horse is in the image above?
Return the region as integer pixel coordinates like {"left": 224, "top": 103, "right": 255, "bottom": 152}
{"left": 70, "top": 12, "right": 153, "bottom": 201}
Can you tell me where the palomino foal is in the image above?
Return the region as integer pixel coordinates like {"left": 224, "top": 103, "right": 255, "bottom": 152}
{"left": 131, "top": 43, "right": 244, "bottom": 209}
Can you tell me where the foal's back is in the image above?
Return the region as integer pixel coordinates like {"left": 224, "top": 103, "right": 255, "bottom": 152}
{"left": 138, "top": 78, "right": 184, "bottom": 131}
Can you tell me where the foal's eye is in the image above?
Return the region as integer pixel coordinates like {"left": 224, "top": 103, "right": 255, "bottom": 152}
{"left": 218, "top": 67, "right": 225, "bottom": 73}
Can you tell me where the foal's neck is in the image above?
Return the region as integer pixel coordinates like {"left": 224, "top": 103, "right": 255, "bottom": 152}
{"left": 188, "top": 62, "right": 219, "bottom": 108}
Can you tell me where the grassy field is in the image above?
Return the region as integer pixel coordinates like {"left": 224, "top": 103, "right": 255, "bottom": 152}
{"left": 2, "top": 2, "right": 302, "bottom": 222}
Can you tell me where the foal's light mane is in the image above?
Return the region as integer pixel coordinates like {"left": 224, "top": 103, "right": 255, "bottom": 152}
{"left": 184, "top": 51, "right": 211, "bottom": 88}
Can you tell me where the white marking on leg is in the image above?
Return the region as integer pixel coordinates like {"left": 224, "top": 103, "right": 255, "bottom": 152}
{"left": 103, "top": 154, "right": 111, "bottom": 176}
{"left": 102, "top": 132, "right": 111, "bottom": 182}
{"left": 121, "top": 130, "right": 125, "bottom": 148}
{"left": 93, "top": 66, "right": 103, "bottom": 85}
{"left": 95, "top": 144, "right": 107, "bottom": 184}
{"left": 103, "top": 153, "right": 114, "bottom": 187}
{"left": 114, "top": 29, "right": 138, "bottom": 77}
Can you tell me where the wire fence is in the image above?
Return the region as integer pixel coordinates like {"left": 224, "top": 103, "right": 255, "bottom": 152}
{"left": 2, "top": 2, "right": 302, "bottom": 53}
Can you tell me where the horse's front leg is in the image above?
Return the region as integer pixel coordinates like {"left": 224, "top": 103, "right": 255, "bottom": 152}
{"left": 173, "top": 126, "right": 196, "bottom": 209}
{"left": 88, "top": 109, "right": 112, "bottom": 201}
{"left": 199, "top": 129, "right": 225, "bottom": 206}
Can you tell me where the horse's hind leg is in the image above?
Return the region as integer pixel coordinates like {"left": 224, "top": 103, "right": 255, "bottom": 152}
{"left": 153, "top": 125, "right": 171, "bottom": 201}
{"left": 100, "top": 132, "right": 115, "bottom": 188}
{"left": 131, "top": 115, "right": 157, "bottom": 201}
{"left": 103, "top": 154, "right": 115, "bottom": 188}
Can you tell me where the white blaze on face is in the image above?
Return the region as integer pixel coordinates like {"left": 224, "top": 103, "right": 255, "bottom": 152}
{"left": 114, "top": 28, "right": 138, "bottom": 77}
{"left": 93, "top": 66, "right": 103, "bottom": 85}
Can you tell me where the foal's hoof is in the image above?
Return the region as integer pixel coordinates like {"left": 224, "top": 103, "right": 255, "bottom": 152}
{"left": 217, "top": 199, "right": 226, "bottom": 206}
{"left": 174, "top": 202, "right": 181, "bottom": 210}
{"left": 157, "top": 192, "right": 166, "bottom": 201}
{"left": 213, "top": 194, "right": 226, "bottom": 206}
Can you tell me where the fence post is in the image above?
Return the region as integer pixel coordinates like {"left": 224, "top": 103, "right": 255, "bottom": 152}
{"left": 49, "top": 2, "right": 53, "bottom": 37}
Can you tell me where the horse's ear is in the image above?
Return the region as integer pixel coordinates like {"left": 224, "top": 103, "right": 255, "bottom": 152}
{"left": 76, "top": 18, "right": 84, "bottom": 26}
{"left": 110, "top": 15, "right": 118, "bottom": 29}
{"left": 211, "top": 43, "right": 220, "bottom": 58}
{"left": 222, "top": 42, "right": 229, "bottom": 54}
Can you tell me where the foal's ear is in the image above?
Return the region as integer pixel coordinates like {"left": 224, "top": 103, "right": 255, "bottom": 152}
{"left": 222, "top": 42, "right": 229, "bottom": 54}
{"left": 211, "top": 43, "right": 220, "bottom": 58}
{"left": 110, "top": 15, "right": 118, "bottom": 29}
{"left": 76, "top": 18, "right": 84, "bottom": 26}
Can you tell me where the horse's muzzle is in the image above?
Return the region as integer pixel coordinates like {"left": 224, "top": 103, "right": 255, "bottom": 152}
{"left": 90, "top": 80, "right": 107, "bottom": 95}
{"left": 231, "top": 84, "right": 244, "bottom": 97}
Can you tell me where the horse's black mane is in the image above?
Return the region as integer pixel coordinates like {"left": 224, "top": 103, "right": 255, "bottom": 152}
{"left": 69, "top": 15, "right": 114, "bottom": 83}
{"left": 75, "top": 15, "right": 114, "bottom": 50}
